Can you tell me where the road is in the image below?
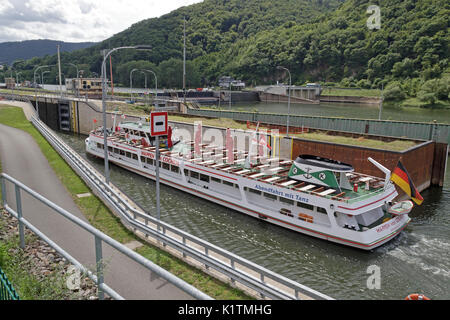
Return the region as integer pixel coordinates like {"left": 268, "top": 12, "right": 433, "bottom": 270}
{"left": 0, "top": 108, "right": 194, "bottom": 300}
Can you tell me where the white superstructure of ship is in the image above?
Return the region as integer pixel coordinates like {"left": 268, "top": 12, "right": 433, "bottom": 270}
{"left": 85, "top": 119, "right": 412, "bottom": 250}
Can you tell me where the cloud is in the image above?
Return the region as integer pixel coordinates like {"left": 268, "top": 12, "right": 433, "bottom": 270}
{"left": 0, "top": 0, "right": 203, "bottom": 43}
{"left": 0, "top": 0, "right": 13, "bottom": 14}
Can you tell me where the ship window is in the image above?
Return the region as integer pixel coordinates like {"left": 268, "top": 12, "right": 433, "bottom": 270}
{"left": 200, "top": 174, "right": 209, "bottom": 182}
{"left": 171, "top": 165, "right": 179, "bottom": 173}
{"left": 108, "top": 146, "right": 113, "bottom": 152}
{"left": 126, "top": 152, "right": 131, "bottom": 158}
{"left": 222, "top": 180, "right": 234, "bottom": 187}
{"left": 280, "top": 197, "right": 294, "bottom": 206}
{"left": 190, "top": 171, "right": 199, "bottom": 179}
{"left": 211, "top": 177, "right": 221, "bottom": 183}
{"left": 248, "top": 188, "right": 261, "bottom": 195}
{"left": 234, "top": 184, "right": 239, "bottom": 188}
{"left": 316, "top": 207, "right": 327, "bottom": 214}
{"left": 114, "top": 148, "right": 119, "bottom": 154}
{"left": 162, "top": 162, "right": 170, "bottom": 170}
{"left": 120, "top": 149, "right": 125, "bottom": 156}
{"left": 264, "top": 193, "right": 277, "bottom": 201}
{"left": 132, "top": 153, "right": 138, "bottom": 160}
{"left": 146, "top": 158, "right": 153, "bottom": 165}
{"left": 297, "top": 202, "right": 314, "bottom": 211}
{"left": 184, "top": 169, "right": 189, "bottom": 176}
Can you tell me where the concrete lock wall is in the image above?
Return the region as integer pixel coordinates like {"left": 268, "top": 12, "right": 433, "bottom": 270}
{"left": 291, "top": 137, "right": 436, "bottom": 193}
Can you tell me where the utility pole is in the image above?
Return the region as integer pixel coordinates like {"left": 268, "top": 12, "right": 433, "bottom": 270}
{"left": 57, "top": 44, "right": 63, "bottom": 97}
{"left": 378, "top": 83, "right": 384, "bottom": 121}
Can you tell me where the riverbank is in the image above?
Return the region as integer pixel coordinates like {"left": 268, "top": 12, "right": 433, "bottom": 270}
{"left": 0, "top": 105, "right": 251, "bottom": 300}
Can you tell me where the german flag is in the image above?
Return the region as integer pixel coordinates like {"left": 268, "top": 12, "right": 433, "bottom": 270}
{"left": 390, "top": 160, "right": 424, "bottom": 205}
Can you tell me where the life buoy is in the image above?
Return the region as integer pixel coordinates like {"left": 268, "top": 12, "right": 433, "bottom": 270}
{"left": 405, "top": 293, "right": 430, "bottom": 300}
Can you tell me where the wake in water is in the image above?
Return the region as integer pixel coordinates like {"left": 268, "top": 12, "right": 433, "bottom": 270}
{"left": 387, "top": 233, "right": 450, "bottom": 279}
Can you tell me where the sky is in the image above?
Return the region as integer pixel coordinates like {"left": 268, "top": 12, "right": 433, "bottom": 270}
{"left": 0, "top": 0, "right": 203, "bottom": 43}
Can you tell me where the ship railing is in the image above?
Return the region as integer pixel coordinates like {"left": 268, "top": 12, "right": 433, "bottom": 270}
{"left": 31, "top": 115, "right": 333, "bottom": 300}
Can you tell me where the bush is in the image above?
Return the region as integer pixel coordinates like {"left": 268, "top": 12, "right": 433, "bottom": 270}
{"left": 383, "top": 83, "right": 406, "bottom": 101}
{"left": 356, "top": 79, "right": 371, "bottom": 89}
{"left": 417, "top": 77, "right": 450, "bottom": 104}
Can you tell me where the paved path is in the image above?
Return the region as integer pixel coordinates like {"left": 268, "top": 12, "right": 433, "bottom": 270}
{"left": 0, "top": 108, "right": 194, "bottom": 300}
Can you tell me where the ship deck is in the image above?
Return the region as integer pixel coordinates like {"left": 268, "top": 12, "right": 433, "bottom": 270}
{"left": 101, "top": 130, "right": 387, "bottom": 204}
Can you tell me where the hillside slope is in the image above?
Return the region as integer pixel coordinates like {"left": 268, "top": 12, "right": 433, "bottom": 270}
{"left": 0, "top": 39, "right": 96, "bottom": 65}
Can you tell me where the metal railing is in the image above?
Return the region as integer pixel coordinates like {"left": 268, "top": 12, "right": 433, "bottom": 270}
{"left": 1, "top": 173, "right": 212, "bottom": 300}
{"left": 186, "top": 108, "right": 450, "bottom": 144}
{"left": 0, "top": 267, "right": 19, "bottom": 300}
{"left": 30, "top": 112, "right": 332, "bottom": 300}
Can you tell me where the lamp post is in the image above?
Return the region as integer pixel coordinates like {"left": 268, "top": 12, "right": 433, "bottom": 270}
{"left": 142, "top": 69, "right": 158, "bottom": 107}
{"left": 41, "top": 70, "right": 50, "bottom": 86}
{"left": 33, "top": 65, "right": 53, "bottom": 118}
{"left": 276, "top": 66, "right": 291, "bottom": 137}
{"left": 67, "top": 63, "right": 79, "bottom": 96}
{"left": 229, "top": 81, "right": 232, "bottom": 109}
{"left": 378, "top": 83, "right": 384, "bottom": 121}
{"left": 101, "top": 45, "right": 151, "bottom": 184}
{"left": 129, "top": 68, "right": 139, "bottom": 103}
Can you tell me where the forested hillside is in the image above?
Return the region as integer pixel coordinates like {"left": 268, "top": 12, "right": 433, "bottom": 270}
{"left": 0, "top": 39, "right": 96, "bottom": 65}
{"left": 1, "top": 0, "right": 448, "bottom": 105}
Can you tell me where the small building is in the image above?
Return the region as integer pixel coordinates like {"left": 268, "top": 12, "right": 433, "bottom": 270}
{"left": 5, "top": 77, "right": 15, "bottom": 89}
{"left": 218, "top": 76, "right": 245, "bottom": 90}
{"left": 66, "top": 77, "right": 103, "bottom": 98}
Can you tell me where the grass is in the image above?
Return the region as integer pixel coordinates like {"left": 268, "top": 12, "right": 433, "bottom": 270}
{"left": 0, "top": 104, "right": 251, "bottom": 299}
{"left": 0, "top": 104, "right": 135, "bottom": 243}
{"left": 293, "top": 132, "right": 417, "bottom": 151}
{"left": 0, "top": 221, "right": 76, "bottom": 300}
{"left": 169, "top": 114, "right": 417, "bottom": 151}
{"left": 321, "top": 87, "right": 381, "bottom": 97}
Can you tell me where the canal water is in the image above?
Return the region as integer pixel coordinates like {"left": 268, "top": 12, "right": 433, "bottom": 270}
{"left": 57, "top": 102, "right": 450, "bottom": 300}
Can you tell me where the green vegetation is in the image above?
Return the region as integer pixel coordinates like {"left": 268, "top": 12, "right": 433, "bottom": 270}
{"left": 0, "top": 105, "right": 134, "bottom": 243}
{"left": 0, "top": 231, "right": 73, "bottom": 300}
{"left": 0, "top": 105, "right": 251, "bottom": 299}
{"left": 321, "top": 88, "right": 381, "bottom": 97}
{"left": 0, "top": 0, "right": 344, "bottom": 88}
{"left": 0, "top": 39, "right": 95, "bottom": 65}
{"left": 2, "top": 0, "right": 448, "bottom": 106}
{"left": 135, "top": 246, "right": 251, "bottom": 300}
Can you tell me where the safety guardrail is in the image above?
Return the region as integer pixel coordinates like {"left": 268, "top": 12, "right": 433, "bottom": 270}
{"left": 1, "top": 173, "right": 212, "bottom": 300}
{"left": 30, "top": 114, "right": 332, "bottom": 300}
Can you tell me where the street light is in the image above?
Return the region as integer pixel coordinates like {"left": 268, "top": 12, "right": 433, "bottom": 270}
{"left": 142, "top": 69, "right": 158, "bottom": 107}
{"left": 101, "top": 45, "right": 151, "bottom": 184}
{"left": 41, "top": 70, "right": 50, "bottom": 86}
{"left": 33, "top": 64, "right": 54, "bottom": 118}
{"left": 129, "top": 68, "right": 139, "bottom": 102}
{"left": 276, "top": 66, "right": 291, "bottom": 137}
{"left": 67, "top": 63, "right": 79, "bottom": 96}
